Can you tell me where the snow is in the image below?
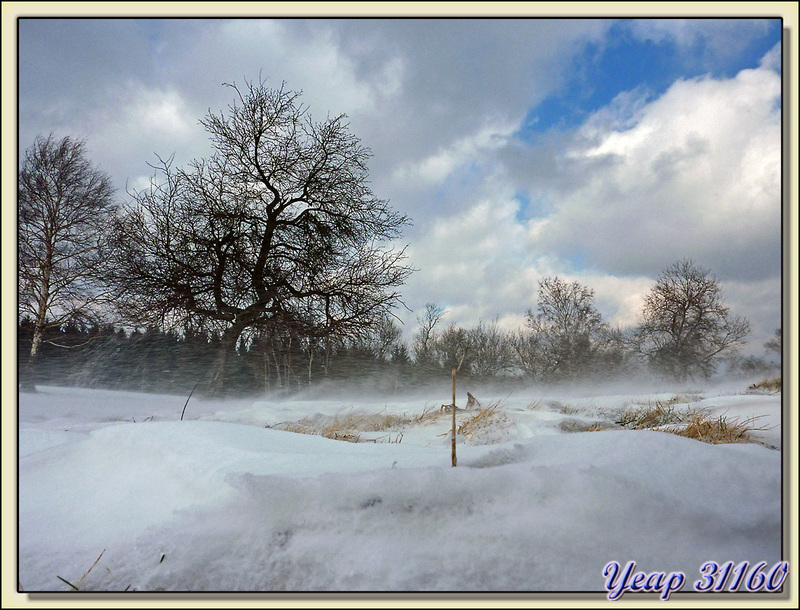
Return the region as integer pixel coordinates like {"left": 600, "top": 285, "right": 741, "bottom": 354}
{"left": 16, "top": 380, "right": 785, "bottom": 596}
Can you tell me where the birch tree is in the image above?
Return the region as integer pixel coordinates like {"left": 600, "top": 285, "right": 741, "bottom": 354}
{"left": 18, "top": 134, "right": 116, "bottom": 390}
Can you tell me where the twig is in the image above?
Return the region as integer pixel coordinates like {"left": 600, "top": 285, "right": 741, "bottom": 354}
{"left": 180, "top": 383, "right": 198, "bottom": 421}
{"left": 57, "top": 575, "right": 79, "bottom": 591}
{"left": 77, "top": 548, "right": 105, "bottom": 588}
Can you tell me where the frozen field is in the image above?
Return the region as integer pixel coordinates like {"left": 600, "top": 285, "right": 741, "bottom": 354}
{"left": 16, "top": 378, "right": 785, "bottom": 598}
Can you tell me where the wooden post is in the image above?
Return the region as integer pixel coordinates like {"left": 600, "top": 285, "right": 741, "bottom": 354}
{"left": 451, "top": 368, "right": 457, "bottom": 467}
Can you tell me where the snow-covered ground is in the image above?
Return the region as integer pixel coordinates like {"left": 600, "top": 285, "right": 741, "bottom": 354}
{"left": 16, "top": 378, "right": 787, "bottom": 599}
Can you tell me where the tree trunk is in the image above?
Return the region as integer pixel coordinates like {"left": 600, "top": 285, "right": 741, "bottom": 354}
{"left": 21, "top": 267, "right": 52, "bottom": 393}
{"left": 20, "top": 310, "right": 49, "bottom": 393}
{"left": 19, "top": 350, "right": 39, "bottom": 392}
{"left": 208, "top": 322, "right": 246, "bottom": 396}
{"left": 272, "top": 344, "right": 282, "bottom": 390}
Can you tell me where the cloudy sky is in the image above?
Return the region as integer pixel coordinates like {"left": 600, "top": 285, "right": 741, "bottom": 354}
{"left": 12, "top": 8, "right": 786, "bottom": 357}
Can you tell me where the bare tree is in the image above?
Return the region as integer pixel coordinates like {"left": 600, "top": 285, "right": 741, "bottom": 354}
{"left": 516, "top": 276, "right": 613, "bottom": 382}
{"left": 468, "top": 317, "right": 514, "bottom": 377}
{"left": 109, "top": 79, "right": 412, "bottom": 393}
{"left": 366, "top": 315, "right": 404, "bottom": 361}
{"left": 510, "top": 326, "right": 547, "bottom": 380}
{"left": 433, "top": 323, "right": 472, "bottom": 373}
{"left": 634, "top": 259, "right": 750, "bottom": 380}
{"left": 18, "top": 134, "right": 116, "bottom": 391}
{"left": 412, "top": 303, "right": 445, "bottom": 369}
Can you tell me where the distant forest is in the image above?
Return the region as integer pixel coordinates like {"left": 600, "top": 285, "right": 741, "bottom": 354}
{"left": 17, "top": 313, "right": 780, "bottom": 398}
{"left": 17, "top": 318, "right": 414, "bottom": 397}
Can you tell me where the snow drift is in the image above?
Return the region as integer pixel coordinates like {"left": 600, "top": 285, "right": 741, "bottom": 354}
{"left": 17, "top": 382, "right": 783, "bottom": 595}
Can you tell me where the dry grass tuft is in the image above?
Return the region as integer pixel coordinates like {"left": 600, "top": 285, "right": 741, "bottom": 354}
{"left": 615, "top": 401, "right": 683, "bottom": 429}
{"left": 548, "top": 401, "right": 583, "bottom": 415}
{"left": 668, "top": 413, "right": 770, "bottom": 445}
{"left": 559, "top": 418, "right": 622, "bottom": 433}
{"left": 270, "top": 406, "right": 455, "bottom": 444}
{"left": 610, "top": 399, "right": 773, "bottom": 447}
{"left": 276, "top": 421, "right": 316, "bottom": 435}
{"left": 271, "top": 409, "right": 412, "bottom": 443}
{"left": 456, "top": 400, "right": 514, "bottom": 444}
{"left": 371, "top": 433, "right": 404, "bottom": 444}
{"left": 747, "top": 377, "right": 782, "bottom": 395}
{"left": 325, "top": 429, "right": 361, "bottom": 443}
{"left": 587, "top": 422, "right": 619, "bottom": 432}
{"left": 56, "top": 548, "right": 126, "bottom": 591}
{"left": 457, "top": 400, "right": 500, "bottom": 439}
{"left": 411, "top": 405, "right": 448, "bottom": 425}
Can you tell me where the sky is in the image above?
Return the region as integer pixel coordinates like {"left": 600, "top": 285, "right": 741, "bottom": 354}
{"left": 10, "top": 6, "right": 790, "bottom": 358}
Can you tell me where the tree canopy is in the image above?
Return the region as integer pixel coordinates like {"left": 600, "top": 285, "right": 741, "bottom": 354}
{"left": 634, "top": 259, "right": 750, "bottom": 380}
{"left": 109, "top": 79, "right": 413, "bottom": 392}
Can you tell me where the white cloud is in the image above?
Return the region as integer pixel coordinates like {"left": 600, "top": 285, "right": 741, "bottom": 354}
{"left": 580, "top": 274, "right": 654, "bottom": 328}
{"left": 82, "top": 84, "right": 209, "bottom": 193}
{"left": 124, "top": 87, "right": 195, "bottom": 138}
{"left": 392, "top": 119, "right": 517, "bottom": 185}
{"left": 398, "top": 194, "right": 533, "bottom": 333}
{"left": 759, "top": 41, "right": 782, "bottom": 72}
{"left": 215, "top": 20, "right": 404, "bottom": 119}
{"left": 396, "top": 193, "right": 655, "bottom": 342}
{"left": 627, "top": 19, "right": 773, "bottom": 67}
{"left": 522, "top": 61, "right": 781, "bottom": 281}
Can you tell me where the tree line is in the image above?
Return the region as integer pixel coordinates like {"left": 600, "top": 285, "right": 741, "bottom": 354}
{"left": 17, "top": 268, "right": 780, "bottom": 397}
{"left": 18, "top": 78, "right": 779, "bottom": 397}
{"left": 16, "top": 317, "right": 410, "bottom": 396}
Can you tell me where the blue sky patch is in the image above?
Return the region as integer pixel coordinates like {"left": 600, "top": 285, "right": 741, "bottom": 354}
{"left": 517, "top": 18, "right": 782, "bottom": 142}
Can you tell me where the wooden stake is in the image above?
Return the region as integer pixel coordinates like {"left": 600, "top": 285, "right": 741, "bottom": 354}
{"left": 451, "top": 368, "right": 457, "bottom": 467}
